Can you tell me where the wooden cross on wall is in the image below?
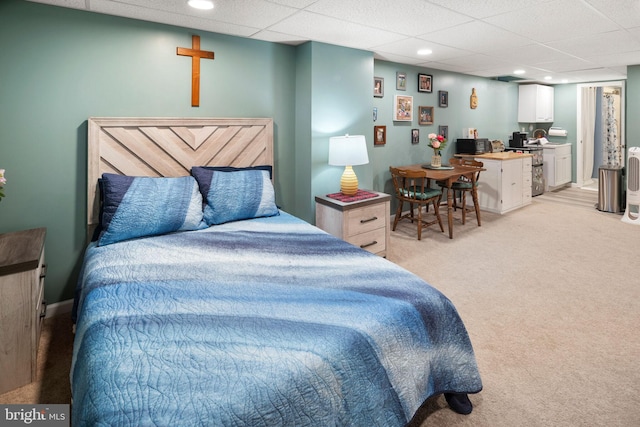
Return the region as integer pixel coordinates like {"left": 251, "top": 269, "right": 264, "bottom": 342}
{"left": 177, "top": 35, "right": 214, "bottom": 107}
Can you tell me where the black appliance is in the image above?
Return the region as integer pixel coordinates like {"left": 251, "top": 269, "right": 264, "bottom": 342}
{"left": 456, "top": 138, "right": 491, "bottom": 154}
{"left": 505, "top": 146, "right": 544, "bottom": 196}
{"left": 510, "top": 131, "right": 528, "bottom": 148}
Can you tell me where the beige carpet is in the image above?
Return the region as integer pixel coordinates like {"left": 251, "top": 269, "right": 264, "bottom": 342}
{"left": 392, "top": 189, "right": 640, "bottom": 426}
{"left": 2, "top": 188, "right": 639, "bottom": 426}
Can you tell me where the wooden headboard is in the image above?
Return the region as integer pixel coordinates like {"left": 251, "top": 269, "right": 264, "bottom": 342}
{"left": 87, "top": 117, "right": 274, "bottom": 229}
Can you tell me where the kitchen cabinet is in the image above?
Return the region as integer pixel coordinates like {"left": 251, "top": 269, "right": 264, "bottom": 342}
{"left": 470, "top": 153, "right": 533, "bottom": 214}
{"left": 315, "top": 191, "right": 390, "bottom": 257}
{"left": 0, "top": 228, "right": 46, "bottom": 394}
{"left": 542, "top": 143, "right": 572, "bottom": 190}
{"left": 518, "top": 84, "right": 554, "bottom": 123}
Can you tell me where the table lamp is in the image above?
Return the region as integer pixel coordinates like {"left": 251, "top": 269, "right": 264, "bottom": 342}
{"left": 328, "top": 134, "right": 369, "bottom": 196}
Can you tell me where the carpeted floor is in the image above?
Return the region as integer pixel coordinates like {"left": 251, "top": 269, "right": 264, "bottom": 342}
{"left": 2, "top": 187, "right": 639, "bottom": 426}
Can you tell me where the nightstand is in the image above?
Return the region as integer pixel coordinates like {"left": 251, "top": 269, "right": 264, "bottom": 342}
{"left": 0, "top": 227, "right": 46, "bottom": 394}
{"left": 315, "top": 191, "right": 391, "bottom": 257}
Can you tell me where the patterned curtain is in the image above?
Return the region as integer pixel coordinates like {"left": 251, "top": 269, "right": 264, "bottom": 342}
{"left": 602, "top": 93, "right": 622, "bottom": 167}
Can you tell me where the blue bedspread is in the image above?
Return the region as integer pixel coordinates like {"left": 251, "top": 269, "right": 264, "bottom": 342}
{"left": 71, "top": 212, "right": 482, "bottom": 426}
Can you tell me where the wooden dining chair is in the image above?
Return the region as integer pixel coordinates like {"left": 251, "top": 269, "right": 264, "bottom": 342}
{"left": 389, "top": 167, "right": 444, "bottom": 240}
{"left": 437, "top": 158, "right": 483, "bottom": 225}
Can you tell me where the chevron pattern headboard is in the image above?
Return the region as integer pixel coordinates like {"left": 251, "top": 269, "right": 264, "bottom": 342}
{"left": 87, "top": 117, "right": 274, "bottom": 229}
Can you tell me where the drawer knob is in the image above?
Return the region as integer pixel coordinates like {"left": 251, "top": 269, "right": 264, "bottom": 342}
{"left": 360, "top": 216, "right": 378, "bottom": 224}
{"left": 360, "top": 240, "right": 377, "bottom": 249}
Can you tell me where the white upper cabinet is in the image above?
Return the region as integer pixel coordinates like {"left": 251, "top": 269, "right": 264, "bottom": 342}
{"left": 518, "top": 84, "right": 554, "bottom": 123}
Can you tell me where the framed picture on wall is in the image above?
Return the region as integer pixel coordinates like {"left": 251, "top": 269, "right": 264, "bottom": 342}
{"left": 374, "top": 125, "right": 386, "bottom": 146}
{"left": 438, "top": 90, "right": 448, "bottom": 107}
{"left": 418, "top": 73, "right": 432, "bottom": 93}
{"left": 396, "top": 72, "right": 407, "bottom": 90}
{"left": 418, "top": 106, "right": 434, "bottom": 125}
{"left": 438, "top": 125, "right": 449, "bottom": 141}
{"left": 411, "top": 129, "right": 420, "bottom": 145}
{"left": 394, "top": 95, "right": 413, "bottom": 121}
{"left": 374, "top": 77, "right": 384, "bottom": 98}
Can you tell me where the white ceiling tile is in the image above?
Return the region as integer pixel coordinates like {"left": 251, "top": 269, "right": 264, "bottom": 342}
{"left": 547, "top": 30, "right": 640, "bottom": 58}
{"left": 306, "top": 0, "right": 473, "bottom": 36}
{"left": 265, "top": 0, "right": 317, "bottom": 8}
{"left": 530, "top": 57, "right": 598, "bottom": 73}
{"left": 373, "top": 38, "right": 472, "bottom": 62}
{"left": 484, "top": 0, "right": 619, "bottom": 43}
{"left": 426, "top": 0, "right": 555, "bottom": 19}
{"left": 418, "top": 21, "right": 535, "bottom": 53}
{"left": 583, "top": 0, "right": 640, "bottom": 29}
{"left": 268, "top": 11, "right": 405, "bottom": 50}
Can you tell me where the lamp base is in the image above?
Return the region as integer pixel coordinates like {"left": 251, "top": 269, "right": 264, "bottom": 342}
{"left": 340, "top": 165, "right": 359, "bottom": 196}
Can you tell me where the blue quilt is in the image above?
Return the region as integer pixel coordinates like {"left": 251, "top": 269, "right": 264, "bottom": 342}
{"left": 71, "top": 212, "right": 482, "bottom": 426}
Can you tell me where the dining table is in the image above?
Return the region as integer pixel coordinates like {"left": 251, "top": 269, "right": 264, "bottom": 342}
{"left": 394, "top": 163, "right": 484, "bottom": 239}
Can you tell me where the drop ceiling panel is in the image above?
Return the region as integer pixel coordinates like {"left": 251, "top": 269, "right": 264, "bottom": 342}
{"left": 268, "top": 11, "right": 406, "bottom": 49}
{"left": 484, "top": 0, "right": 620, "bottom": 43}
{"left": 306, "top": 0, "right": 472, "bottom": 36}
{"left": 426, "top": 0, "right": 556, "bottom": 20}
{"left": 418, "top": 21, "right": 535, "bottom": 53}
{"left": 374, "top": 38, "right": 471, "bottom": 62}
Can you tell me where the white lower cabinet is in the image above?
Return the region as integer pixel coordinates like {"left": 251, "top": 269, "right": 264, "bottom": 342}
{"left": 543, "top": 144, "right": 572, "bottom": 191}
{"left": 475, "top": 157, "right": 532, "bottom": 214}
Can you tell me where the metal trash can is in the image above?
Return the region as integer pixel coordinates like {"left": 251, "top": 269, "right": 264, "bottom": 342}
{"left": 597, "top": 166, "right": 623, "bottom": 213}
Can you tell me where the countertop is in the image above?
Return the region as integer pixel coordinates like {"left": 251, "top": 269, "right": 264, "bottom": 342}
{"left": 457, "top": 152, "right": 533, "bottom": 160}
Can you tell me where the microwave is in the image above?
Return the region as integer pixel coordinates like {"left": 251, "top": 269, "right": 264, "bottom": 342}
{"left": 456, "top": 138, "right": 491, "bottom": 154}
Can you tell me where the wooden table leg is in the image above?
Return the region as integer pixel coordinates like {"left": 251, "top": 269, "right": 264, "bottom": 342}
{"left": 472, "top": 185, "right": 482, "bottom": 226}
{"left": 446, "top": 185, "right": 454, "bottom": 238}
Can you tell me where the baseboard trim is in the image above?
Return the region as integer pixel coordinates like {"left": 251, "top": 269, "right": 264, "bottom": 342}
{"left": 46, "top": 299, "right": 73, "bottom": 318}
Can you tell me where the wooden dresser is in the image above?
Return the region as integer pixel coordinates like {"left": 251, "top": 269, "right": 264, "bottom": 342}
{"left": 315, "top": 191, "right": 390, "bottom": 257}
{"left": 0, "top": 227, "right": 47, "bottom": 394}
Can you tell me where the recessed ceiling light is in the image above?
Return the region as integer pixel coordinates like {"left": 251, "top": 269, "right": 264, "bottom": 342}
{"left": 561, "top": 79, "right": 569, "bottom": 84}
{"left": 417, "top": 49, "right": 432, "bottom": 55}
{"left": 544, "top": 76, "right": 552, "bottom": 80}
{"left": 188, "top": 0, "right": 214, "bottom": 10}
{"left": 513, "top": 69, "right": 526, "bottom": 75}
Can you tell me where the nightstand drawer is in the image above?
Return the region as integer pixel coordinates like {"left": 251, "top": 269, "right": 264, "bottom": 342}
{"left": 346, "top": 228, "right": 386, "bottom": 254}
{"left": 344, "top": 203, "right": 386, "bottom": 237}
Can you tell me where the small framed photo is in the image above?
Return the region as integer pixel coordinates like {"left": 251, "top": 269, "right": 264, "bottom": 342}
{"left": 438, "top": 125, "right": 448, "bottom": 141}
{"left": 418, "top": 106, "right": 434, "bottom": 125}
{"left": 438, "top": 90, "right": 448, "bottom": 107}
{"left": 411, "top": 129, "right": 420, "bottom": 145}
{"left": 418, "top": 73, "right": 432, "bottom": 93}
{"left": 374, "top": 125, "right": 386, "bottom": 146}
{"left": 374, "top": 77, "right": 384, "bottom": 98}
{"left": 396, "top": 72, "right": 407, "bottom": 91}
{"left": 394, "top": 95, "right": 413, "bottom": 121}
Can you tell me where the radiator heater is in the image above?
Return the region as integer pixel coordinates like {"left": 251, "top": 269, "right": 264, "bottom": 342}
{"left": 622, "top": 147, "right": 640, "bottom": 224}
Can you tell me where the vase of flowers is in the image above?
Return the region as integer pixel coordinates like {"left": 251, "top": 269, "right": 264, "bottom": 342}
{"left": 428, "top": 133, "right": 447, "bottom": 167}
{"left": 0, "top": 169, "right": 5, "bottom": 202}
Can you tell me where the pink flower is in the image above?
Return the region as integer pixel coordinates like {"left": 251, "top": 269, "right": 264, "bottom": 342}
{"left": 428, "top": 134, "right": 447, "bottom": 154}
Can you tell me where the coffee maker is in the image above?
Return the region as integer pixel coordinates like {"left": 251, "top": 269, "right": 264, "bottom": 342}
{"left": 510, "top": 131, "right": 528, "bottom": 148}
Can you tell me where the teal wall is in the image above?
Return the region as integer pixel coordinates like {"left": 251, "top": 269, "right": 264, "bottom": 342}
{"left": 626, "top": 66, "right": 640, "bottom": 150}
{"left": 6, "top": 0, "right": 631, "bottom": 305}
{"left": 371, "top": 61, "right": 518, "bottom": 196}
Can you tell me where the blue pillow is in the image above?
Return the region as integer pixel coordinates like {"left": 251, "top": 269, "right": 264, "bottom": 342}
{"left": 191, "top": 167, "right": 279, "bottom": 225}
{"left": 98, "top": 174, "right": 208, "bottom": 246}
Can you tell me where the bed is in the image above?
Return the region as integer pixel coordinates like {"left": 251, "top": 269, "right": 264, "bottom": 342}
{"left": 71, "top": 117, "right": 482, "bottom": 426}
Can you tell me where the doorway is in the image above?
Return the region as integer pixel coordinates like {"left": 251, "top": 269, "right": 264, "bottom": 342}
{"left": 576, "top": 81, "right": 625, "bottom": 191}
